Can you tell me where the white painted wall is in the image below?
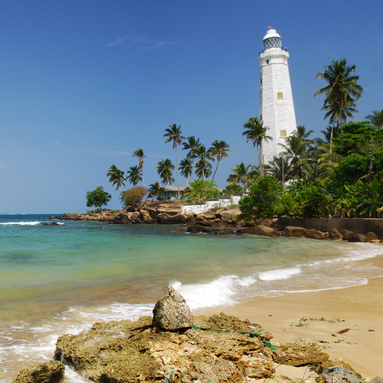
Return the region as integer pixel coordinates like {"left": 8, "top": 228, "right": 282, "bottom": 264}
{"left": 181, "top": 196, "right": 241, "bottom": 215}
{"left": 258, "top": 29, "right": 297, "bottom": 167}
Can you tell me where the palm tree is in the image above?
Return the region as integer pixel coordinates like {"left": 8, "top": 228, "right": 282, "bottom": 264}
{"left": 182, "top": 136, "right": 200, "bottom": 179}
{"left": 194, "top": 144, "right": 213, "bottom": 180}
{"left": 156, "top": 159, "right": 175, "bottom": 185}
{"left": 106, "top": 165, "right": 126, "bottom": 191}
{"left": 314, "top": 59, "right": 363, "bottom": 153}
{"left": 209, "top": 140, "right": 231, "bottom": 180}
{"left": 132, "top": 148, "right": 146, "bottom": 188}
{"left": 148, "top": 181, "right": 165, "bottom": 200}
{"left": 279, "top": 135, "right": 309, "bottom": 178}
{"left": 267, "top": 156, "right": 293, "bottom": 183}
{"left": 242, "top": 117, "right": 272, "bottom": 176}
{"left": 179, "top": 158, "right": 193, "bottom": 186}
{"left": 366, "top": 109, "right": 383, "bottom": 184}
{"left": 164, "top": 124, "right": 185, "bottom": 199}
{"left": 226, "top": 162, "right": 256, "bottom": 195}
{"left": 126, "top": 165, "right": 142, "bottom": 186}
{"left": 294, "top": 125, "right": 314, "bottom": 143}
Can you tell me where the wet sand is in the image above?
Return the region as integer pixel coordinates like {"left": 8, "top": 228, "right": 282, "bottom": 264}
{"left": 197, "top": 255, "right": 383, "bottom": 380}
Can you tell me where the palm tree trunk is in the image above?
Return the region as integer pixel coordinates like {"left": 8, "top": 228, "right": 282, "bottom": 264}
{"left": 212, "top": 161, "right": 219, "bottom": 180}
{"left": 175, "top": 146, "right": 180, "bottom": 199}
{"left": 258, "top": 142, "right": 264, "bottom": 177}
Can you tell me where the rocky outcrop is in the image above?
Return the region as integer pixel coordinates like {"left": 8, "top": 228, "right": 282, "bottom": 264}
{"left": 347, "top": 233, "right": 371, "bottom": 243}
{"left": 11, "top": 360, "right": 65, "bottom": 383}
{"left": 284, "top": 226, "right": 307, "bottom": 237}
{"left": 152, "top": 286, "right": 193, "bottom": 330}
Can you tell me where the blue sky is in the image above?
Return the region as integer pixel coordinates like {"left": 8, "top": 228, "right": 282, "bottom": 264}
{"left": 0, "top": 0, "right": 382, "bottom": 213}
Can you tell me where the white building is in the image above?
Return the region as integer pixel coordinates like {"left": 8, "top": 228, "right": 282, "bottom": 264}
{"left": 258, "top": 28, "right": 297, "bottom": 166}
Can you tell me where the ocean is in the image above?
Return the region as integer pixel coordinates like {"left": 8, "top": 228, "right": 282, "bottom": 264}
{"left": 1, "top": 214, "right": 383, "bottom": 382}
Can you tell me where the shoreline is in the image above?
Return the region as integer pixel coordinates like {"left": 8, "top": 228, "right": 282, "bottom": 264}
{"left": 196, "top": 254, "right": 383, "bottom": 379}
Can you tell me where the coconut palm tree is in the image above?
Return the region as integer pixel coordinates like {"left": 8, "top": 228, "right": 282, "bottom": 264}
{"left": 194, "top": 144, "right": 213, "bottom": 180}
{"left": 148, "top": 181, "right": 165, "bottom": 200}
{"left": 279, "top": 135, "right": 309, "bottom": 178}
{"left": 179, "top": 157, "right": 193, "bottom": 186}
{"left": 314, "top": 59, "right": 363, "bottom": 153}
{"left": 226, "top": 162, "right": 256, "bottom": 195}
{"left": 132, "top": 148, "right": 146, "bottom": 188}
{"left": 208, "top": 140, "right": 231, "bottom": 180}
{"left": 156, "top": 159, "right": 175, "bottom": 185}
{"left": 126, "top": 165, "right": 142, "bottom": 186}
{"left": 294, "top": 125, "right": 314, "bottom": 143}
{"left": 164, "top": 124, "right": 185, "bottom": 198}
{"left": 106, "top": 165, "right": 126, "bottom": 191}
{"left": 182, "top": 136, "right": 200, "bottom": 179}
{"left": 242, "top": 117, "right": 271, "bottom": 176}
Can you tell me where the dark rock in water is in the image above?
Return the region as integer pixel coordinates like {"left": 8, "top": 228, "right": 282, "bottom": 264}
{"left": 213, "top": 229, "right": 235, "bottom": 235}
{"left": 11, "top": 360, "right": 65, "bottom": 383}
{"left": 340, "top": 229, "right": 354, "bottom": 240}
{"left": 348, "top": 233, "right": 370, "bottom": 243}
{"left": 320, "top": 367, "right": 361, "bottom": 383}
{"left": 284, "top": 226, "right": 306, "bottom": 237}
{"left": 367, "top": 231, "right": 378, "bottom": 240}
{"left": 152, "top": 285, "right": 193, "bottom": 330}
{"left": 328, "top": 228, "right": 342, "bottom": 239}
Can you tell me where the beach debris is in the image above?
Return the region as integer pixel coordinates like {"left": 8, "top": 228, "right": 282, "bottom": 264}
{"left": 152, "top": 285, "right": 193, "bottom": 330}
{"left": 337, "top": 328, "right": 350, "bottom": 334}
{"left": 291, "top": 317, "right": 345, "bottom": 327}
{"left": 368, "top": 329, "right": 375, "bottom": 332}
{"left": 295, "top": 337, "right": 329, "bottom": 349}
{"left": 11, "top": 360, "right": 65, "bottom": 383}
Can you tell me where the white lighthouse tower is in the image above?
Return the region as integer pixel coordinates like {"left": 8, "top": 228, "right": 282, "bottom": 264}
{"left": 258, "top": 28, "right": 297, "bottom": 166}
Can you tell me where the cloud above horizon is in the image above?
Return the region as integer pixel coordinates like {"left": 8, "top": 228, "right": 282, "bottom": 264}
{"left": 106, "top": 34, "right": 175, "bottom": 53}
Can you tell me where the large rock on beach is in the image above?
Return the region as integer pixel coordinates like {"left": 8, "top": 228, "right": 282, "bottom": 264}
{"left": 284, "top": 226, "right": 306, "bottom": 237}
{"left": 347, "top": 233, "right": 370, "bottom": 243}
{"left": 305, "top": 229, "right": 329, "bottom": 240}
{"left": 11, "top": 360, "right": 65, "bottom": 383}
{"left": 328, "top": 228, "right": 342, "bottom": 239}
{"left": 219, "top": 208, "right": 241, "bottom": 223}
{"left": 152, "top": 285, "right": 193, "bottom": 330}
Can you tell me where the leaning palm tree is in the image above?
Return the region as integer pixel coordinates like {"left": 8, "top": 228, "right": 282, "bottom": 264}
{"left": 242, "top": 117, "right": 272, "bottom": 176}
{"left": 148, "top": 181, "right": 165, "bottom": 200}
{"left": 106, "top": 165, "right": 126, "bottom": 191}
{"left": 194, "top": 144, "right": 213, "bottom": 180}
{"left": 314, "top": 59, "right": 363, "bottom": 153}
{"left": 164, "top": 124, "right": 185, "bottom": 199}
{"left": 226, "top": 162, "right": 254, "bottom": 195}
{"left": 156, "top": 159, "right": 175, "bottom": 185}
{"left": 132, "top": 148, "right": 146, "bottom": 188}
{"left": 179, "top": 157, "right": 193, "bottom": 186}
{"left": 208, "top": 140, "right": 231, "bottom": 180}
{"left": 182, "top": 136, "right": 200, "bottom": 179}
{"left": 126, "top": 165, "right": 142, "bottom": 186}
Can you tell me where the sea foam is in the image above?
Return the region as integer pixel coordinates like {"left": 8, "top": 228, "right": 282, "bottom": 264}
{"left": 258, "top": 267, "right": 301, "bottom": 281}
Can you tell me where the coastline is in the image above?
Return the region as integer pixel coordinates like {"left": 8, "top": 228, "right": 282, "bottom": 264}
{"left": 196, "top": 254, "right": 383, "bottom": 379}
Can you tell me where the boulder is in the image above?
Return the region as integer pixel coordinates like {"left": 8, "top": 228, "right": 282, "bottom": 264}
{"left": 305, "top": 229, "right": 329, "bottom": 240}
{"left": 11, "top": 360, "right": 65, "bottom": 383}
{"left": 253, "top": 225, "right": 275, "bottom": 236}
{"left": 320, "top": 367, "right": 361, "bottom": 383}
{"left": 152, "top": 286, "right": 193, "bottom": 331}
{"left": 284, "top": 226, "right": 306, "bottom": 237}
{"left": 213, "top": 229, "right": 235, "bottom": 235}
{"left": 347, "top": 233, "right": 370, "bottom": 243}
{"left": 340, "top": 229, "right": 354, "bottom": 240}
{"left": 220, "top": 209, "right": 241, "bottom": 223}
{"left": 367, "top": 231, "right": 378, "bottom": 240}
{"left": 328, "top": 228, "right": 342, "bottom": 239}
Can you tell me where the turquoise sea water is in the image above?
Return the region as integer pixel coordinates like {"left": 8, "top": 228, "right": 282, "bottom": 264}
{"left": 1, "top": 214, "right": 383, "bottom": 382}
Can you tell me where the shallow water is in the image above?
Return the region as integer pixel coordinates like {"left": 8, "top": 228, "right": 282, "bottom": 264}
{"left": 1, "top": 214, "right": 383, "bottom": 381}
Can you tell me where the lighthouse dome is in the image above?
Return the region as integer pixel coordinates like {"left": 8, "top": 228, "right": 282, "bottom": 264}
{"left": 263, "top": 28, "right": 282, "bottom": 50}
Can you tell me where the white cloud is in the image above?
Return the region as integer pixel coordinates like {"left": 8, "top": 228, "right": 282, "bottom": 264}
{"left": 106, "top": 33, "right": 175, "bottom": 53}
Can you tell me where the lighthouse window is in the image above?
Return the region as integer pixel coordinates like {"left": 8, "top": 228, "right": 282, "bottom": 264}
{"left": 266, "top": 60, "right": 269, "bottom": 64}
{"left": 280, "top": 130, "right": 287, "bottom": 137}
{"left": 277, "top": 92, "right": 283, "bottom": 99}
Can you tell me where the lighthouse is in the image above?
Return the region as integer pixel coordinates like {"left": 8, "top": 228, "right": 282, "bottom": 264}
{"left": 258, "top": 28, "right": 297, "bottom": 166}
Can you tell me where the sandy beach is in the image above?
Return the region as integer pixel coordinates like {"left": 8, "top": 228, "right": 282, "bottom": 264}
{"left": 197, "top": 254, "right": 383, "bottom": 380}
